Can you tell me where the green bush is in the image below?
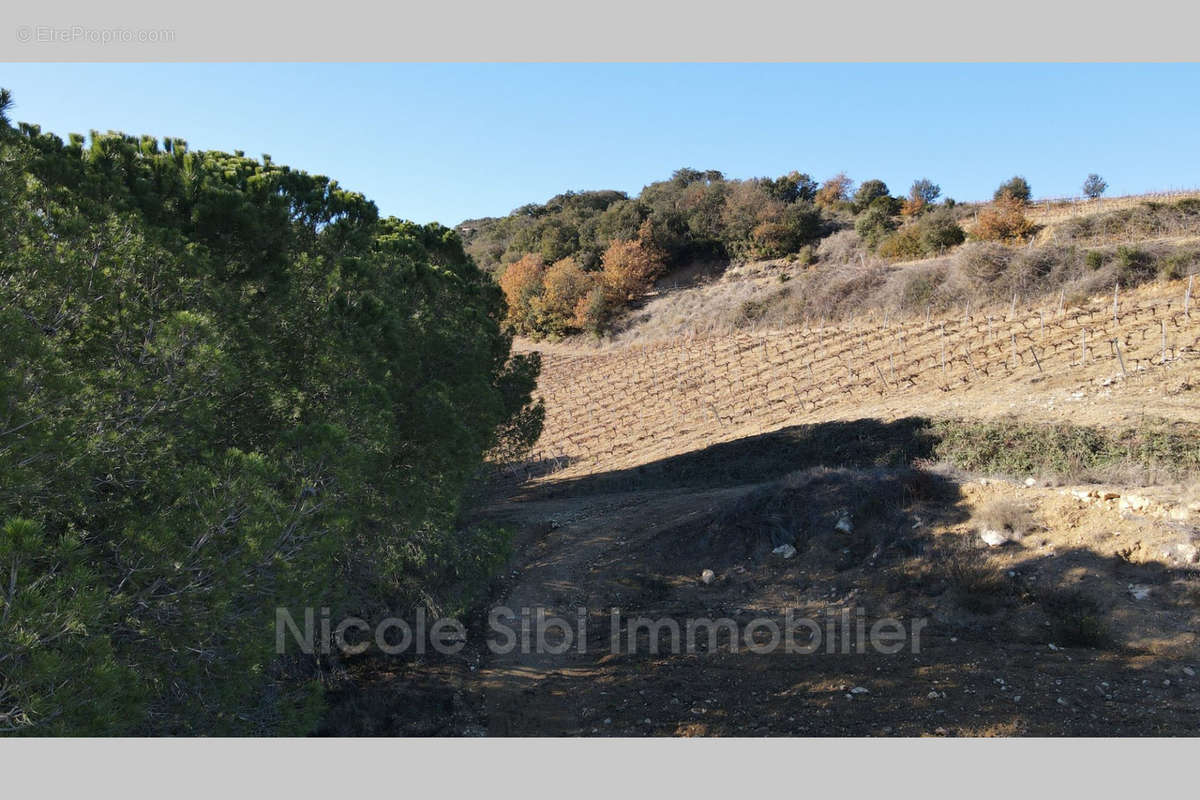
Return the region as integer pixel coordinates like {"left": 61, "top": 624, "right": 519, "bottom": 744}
{"left": 0, "top": 94, "right": 540, "bottom": 734}
{"left": 1114, "top": 245, "right": 1156, "bottom": 283}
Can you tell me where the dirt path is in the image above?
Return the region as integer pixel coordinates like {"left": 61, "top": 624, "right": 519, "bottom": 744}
{"left": 470, "top": 486, "right": 755, "bottom": 735}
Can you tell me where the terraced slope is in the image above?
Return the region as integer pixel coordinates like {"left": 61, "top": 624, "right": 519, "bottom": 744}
{"left": 517, "top": 279, "right": 1200, "bottom": 481}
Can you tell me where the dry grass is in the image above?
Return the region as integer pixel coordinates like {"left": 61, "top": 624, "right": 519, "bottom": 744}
{"left": 1025, "top": 190, "right": 1200, "bottom": 228}
{"left": 975, "top": 498, "right": 1035, "bottom": 541}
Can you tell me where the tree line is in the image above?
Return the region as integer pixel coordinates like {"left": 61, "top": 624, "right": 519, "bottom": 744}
{"left": 458, "top": 169, "right": 1095, "bottom": 338}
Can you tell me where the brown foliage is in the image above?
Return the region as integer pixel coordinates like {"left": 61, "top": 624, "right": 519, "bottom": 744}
{"left": 815, "top": 172, "right": 853, "bottom": 209}
{"left": 602, "top": 238, "right": 666, "bottom": 300}
{"left": 498, "top": 253, "right": 546, "bottom": 330}
{"left": 974, "top": 197, "right": 1036, "bottom": 242}
{"left": 539, "top": 257, "right": 598, "bottom": 334}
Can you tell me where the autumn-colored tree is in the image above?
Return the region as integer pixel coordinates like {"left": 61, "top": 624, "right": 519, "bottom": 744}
{"left": 974, "top": 196, "right": 1036, "bottom": 242}
{"left": 815, "top": 172, "right": 853, "bottom": 209}
{"left": 601, "top": 238, "right": 665, "bottom": 300}
{"left": 538, "top": 256, "right": 597, "bottom": 334}
{"left": 573, "top": 285, "right": 612, "bottom": 334}
{"left": 902, "top": 178, "right": 941, "bottom": 216}
{"left": 498, "top": 253, "right": 546, "bottom": 332}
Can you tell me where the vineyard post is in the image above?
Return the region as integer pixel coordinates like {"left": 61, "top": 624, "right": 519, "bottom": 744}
{"left": 1161, "top": 319, "right": 1167, "bottom": 365}
{"left": 940, "top": 324, "right": 947, "bottom": 385}
{"left": 1057, "top": 288, "right": 1065, "bottom": 317}
{"left": 1081, "top": 329, "right": 1087, "bottom": 364}
{"left": 1029, "top": 346, "right": 1043, "bottom": 374}
{"left": 1113, "top": 282, "right": 1119, "bottom": 324}
{"left": 1113, "top": 338, "right": 1128, "bottom": 380}
{"left": 1010, "top": 333, "right": 1017, "bottom": 369}
{"left": 1187, "top": 275, "right": 1194, "bottom": 317}
{"left": 1009, "top": 292, "right": 1017, "bottom": 321}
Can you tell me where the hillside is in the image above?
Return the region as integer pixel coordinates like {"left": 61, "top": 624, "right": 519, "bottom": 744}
{"left": 316, "top": 194, "right": 1200, "bottom": 737}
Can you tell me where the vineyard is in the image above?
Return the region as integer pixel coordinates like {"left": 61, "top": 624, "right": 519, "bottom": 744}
{"left": 517, "top": 277, "right": 1200, "bottom": 481}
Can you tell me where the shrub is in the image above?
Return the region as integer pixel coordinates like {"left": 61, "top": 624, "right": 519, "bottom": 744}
{"left": 956, "top": 241, "right": 1012, "bottom": 288}
{"left": 902, "top": 178, "right": 941, "bottom": 216}
{"left": 538, "top": 256, "right": 597, "bottom": 335}
{"left": 974, "top": 197, "right": 1035, "bottom": 241}
{"left": 1037, "top": 589, "right": 1110, "bottom": 648}
{"left": 916, "top": 209, "right": 966, "bottom": 253}
{"left": 498, "top": 253, "right": 547, "bottom": 333}
{"left": 1114, "top": 245, "right": 1155, "bottom": 284}
{"left": 601, "top": 238, "right": 665, "bottom": 300}
{"left": 975, "top": 499, "right": 1035, "bottom": 541}
{"left": 855, "top": 202, "right": 899, "bottom": 251}
{"left": 993, "top": 175, "right": 1032, "bottom": 204}
{"left": 899, "top": 266, "right": 945, "bottom": 310}
{"left": 1160, "top": 249, "right": 1198, "bottom": 280}
{"left": 1085, "top": 250, "right": 1104, "bottom": 271}
{"left": 573, "top": 285, "right": 613, "bottom": 334}
{"left": 815, "top": 229, "right": 865, "bottom": 264}
{"left": 815, "top": 172, "right": 853, "bottom": 209}
{"left": 852, "top": 179, "right": 890, "bottom": 213}
{"left": 877, "top": 227, "right": 924, "bottom": 260}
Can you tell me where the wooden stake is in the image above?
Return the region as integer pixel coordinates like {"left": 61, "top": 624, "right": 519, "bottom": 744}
{"left": 1029, "top": 346, "right": 1043, "bottom": 374}
{"left": 1113, "top": 338, "right": 1127, "bottom": 379}
{"left": 1187, "top": 275, "right": 1194, "bottom": 316}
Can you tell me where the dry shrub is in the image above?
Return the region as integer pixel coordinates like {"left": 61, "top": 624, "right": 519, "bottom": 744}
{"left": 941, "top": 543, "right": 1018, "bottom": 614}
{"left": 956, "top": 241, "right": 1012, "bottom": 289}
{"left": 816, "top": 229, "right": 865, "bottom": 264}
{"left": 975, "top": 498, "right": 1035, "bottom": 541}
{"left": 974, "top": 197, "right": 1036, "bottom": 242}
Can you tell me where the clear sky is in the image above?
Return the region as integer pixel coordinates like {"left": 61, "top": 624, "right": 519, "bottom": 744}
{"left": 3, "top": 63, "right": 1199, "bottom": 226}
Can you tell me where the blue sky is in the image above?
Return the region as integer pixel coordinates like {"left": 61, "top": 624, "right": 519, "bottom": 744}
{"left": 3, "top": 63, "right": 1199, "bottom": 225}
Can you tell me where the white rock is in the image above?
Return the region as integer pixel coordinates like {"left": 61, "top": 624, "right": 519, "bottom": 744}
{"left": 772, "top": 543, "right": 797, "bottom": 559}
{"left": 1182, "top": 667, "right": 1195, "bottom": 677}
{"left": 1119, "top": 494, "right": 1152, "bottom": 513}
{"left": 851, "top": 686, "right": 869, "bottom": 694}
{"left": 834, "top": 515, "right": 853, "bottom": 534}
{"left": 1174, "top": 542, "right": 1198, "bottom": 564}
{"left": 980, "top": 528, "right": 1011, "bottom": 547}
{"left": 927, "top": 690, "right": 940, "bottom": 699}
{"left": 700, "top": 569, "right": 715, "bottom": 585}
{"left": 1024, "top": 477, "right": 1037, "bottom": 487}
{"left": 1128, "top": 584, "right": 1152, "bottom": 601}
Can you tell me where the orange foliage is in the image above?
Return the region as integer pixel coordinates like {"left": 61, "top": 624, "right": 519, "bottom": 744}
{"left": 498, "top": 253, "right": 545, "bottom": 326}
{"left": 601, "top": 239, "right": 665, "bottom": 300}
{"left": 974, "top": 197, "right": 1036, "bottom": 242}
{"left": 540, "top": 257, "right": 597, "bottom": 331}
{"left": 815, "top": 172, "right": 853, "bottom": 208}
